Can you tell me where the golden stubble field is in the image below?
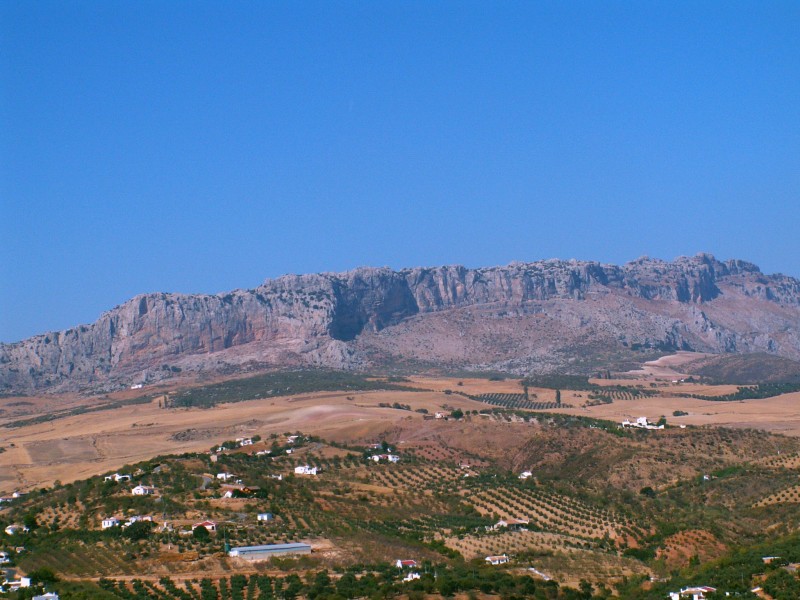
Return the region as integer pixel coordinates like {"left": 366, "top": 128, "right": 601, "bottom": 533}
{"left": 0, "top": 388, "right": 487, "bottom": 494}
{"left": 555, "top": 391, "right": 800, "bottom": 436}
{"left": 3, "top": 361, "right": 800, "bottom": 495}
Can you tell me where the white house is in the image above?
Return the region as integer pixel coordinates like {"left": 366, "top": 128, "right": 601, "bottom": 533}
{"left": 101, "top": 517, "right": 120, "bottom": 529}
{"left": 519, "top": 471, "right": 533, "bottom": 479}
{"left": 131, "top": 485, "right": 156, "bottom": 496}
{"left": 493, "top": 518, "right": 529, "bottom": 531}
{"left": 370, "top": 454, "right": 400, "bottom": 463}
{"left": 124, "top": 515, "right": 152, "bottom": 527}
{"left": 4, "top": 524, "right": 27, "bottom": 536}
{"left": 621, "top": 416, "right": 664, "bottom": 430}
{"left": 294, "top": 465, "right": 317, "bottom": 476}
{"left": 193, "top": 520, "right": 217, "bottom": 532}
{"left": 236, "top": 437, "right": 253, "bottom": 446}
{"left": 104, "top": 473, "right": 131, "bottom": 482}
{"left": 485, "top": 554, "right": 509, "bottom": 565}
{"left": 403, "top": 572, "right": 421, "bottom": 582}
{"left": 396, "top": 559, "right": 418, "bottom": 569}
{"left": 2, "top": 577, "right": 30, "bottom": 592}
{"left": 257, "top": 513, "right": 274, "bottom": 522}
{"left": 216, "top": 472, "right": 236, "bottom": 481}
{"left": 668, "top": 586, "right": 717, "bottom": 600}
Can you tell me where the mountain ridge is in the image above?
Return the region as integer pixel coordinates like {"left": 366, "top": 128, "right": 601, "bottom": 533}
{"left": 2, "top": 253, "right": 799, "bottom": 393}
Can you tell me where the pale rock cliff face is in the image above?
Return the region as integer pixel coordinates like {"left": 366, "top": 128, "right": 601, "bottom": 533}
{"left": 1, "top": 254, "right": 798, "bottom": 392}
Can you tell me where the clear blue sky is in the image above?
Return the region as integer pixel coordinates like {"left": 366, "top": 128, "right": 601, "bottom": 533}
{"left": 2, "top": 2, "right": 799, "bottom": 343}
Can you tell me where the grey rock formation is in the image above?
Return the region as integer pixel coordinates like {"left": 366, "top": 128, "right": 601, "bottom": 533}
{"left": 2, "top": 253, "right": 798, "bottom": 392}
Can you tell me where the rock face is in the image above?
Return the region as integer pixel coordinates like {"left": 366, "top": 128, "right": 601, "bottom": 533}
{"left": 2, "top": 253, "right": 799, "bottom": 393}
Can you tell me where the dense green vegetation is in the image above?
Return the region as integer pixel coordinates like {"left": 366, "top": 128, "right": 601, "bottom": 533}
{"left": 522, "top": 375, "right": 599, "bottom": 390}
{"left": 471, "top": 393, "right": 563, "bottom": 410}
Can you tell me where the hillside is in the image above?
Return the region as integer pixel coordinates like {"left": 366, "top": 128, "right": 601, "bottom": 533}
{"left": 2, "top": 412, "right": 800, "bottom": 599}
{"left": 2, "top": 253, "right": 800, "bottom": 393}
{"left": 683, "top": 353, "right": 800, "bottom": 384}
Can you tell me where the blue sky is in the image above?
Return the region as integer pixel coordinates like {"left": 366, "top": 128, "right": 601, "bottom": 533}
{"left": 1, "top": 2, "right": 799, "bottom": 343}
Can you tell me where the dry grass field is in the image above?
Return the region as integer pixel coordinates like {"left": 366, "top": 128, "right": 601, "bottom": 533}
{"left": 0, "top": 388, "right": 487, "bottom": 494}
{"left": 554, "top": 392, "right": 800, "bottom": 436}
{"left": 3, "top": 354, "right": 800, "bottom": 495}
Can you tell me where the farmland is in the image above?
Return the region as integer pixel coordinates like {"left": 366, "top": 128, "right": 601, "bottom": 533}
{"left": 2, "top": 361, "right": 800, "bottom": 598}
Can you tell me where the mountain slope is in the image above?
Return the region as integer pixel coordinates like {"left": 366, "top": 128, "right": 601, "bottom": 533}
{"left": 2, "top": 253, "right": 799, "bottom": 392}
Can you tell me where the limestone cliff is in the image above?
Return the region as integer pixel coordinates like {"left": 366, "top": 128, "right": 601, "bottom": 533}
{"left": 1, "top": 253, "right": 798, "bottom": 392}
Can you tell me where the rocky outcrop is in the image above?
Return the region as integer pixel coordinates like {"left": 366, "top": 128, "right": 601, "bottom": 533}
{"left": 2, "top": 253, "right": 799, "bottom": 393}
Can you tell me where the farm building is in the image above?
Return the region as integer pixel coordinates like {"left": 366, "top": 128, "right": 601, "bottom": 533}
{"left": 485, "top": 554, "right": 509, "bottom": 565}
{"left": 668, "top": 586, "right": 717, "bottom": 600}
{"left": 216, "top": 472, "right": 236, "bottom": 481}
{"left": 294, "top": 465, "right": 317, "bottom": 475}
{"left": 131, "top": 485, "right": 156, "bottom": 496}
{"left": 396, "top": 559, "right": 418, "bottom": 569}
{"left": 193, "top": 520, "right": 217, "bottom": 532}
{"left": 4, "top": 524, "right": 27, "bottom": 535}
{"left": 519, "top": 471, "right": 533, "bottom": 479}
{"left": 494, "top": 518, "right": 529, "bottom": 531}
{"left": 229, "top": 542, "right": 312, "bottom": 560}
{"left": 101, "top": 517, "right": 120, "bottom": 529}
{"left": 104, "top": 473, "right": 131, "bottom": 482}
{"left": 371, "top": 454, "right": 400, "bottom": 463}
{"left": 621, "top": 416, "right": 664, "bottom": 430}
{"left": 257, "top": 513, "right": 274, "bottom": 522}
{"left": 124, "top": 515, "right": 152, "bottom": 527}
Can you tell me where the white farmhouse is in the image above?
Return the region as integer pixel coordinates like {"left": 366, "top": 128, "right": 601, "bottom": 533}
{"left": 668, "top": 586, "right": 717, "bottom": 600}
{"left": 101, "top": 517, "right": 120, "bottom": 529}
{"left": 131, "top": 485, "right": 156, "bottom": 496}
{"left": 621, "top": 416, "right": 664, "bottom": 430}
{"left": 294, "top": 465, "right": 317, "bottom": 475}
{"left": 370, "top": 454, "right": 400, "bottom": 463}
